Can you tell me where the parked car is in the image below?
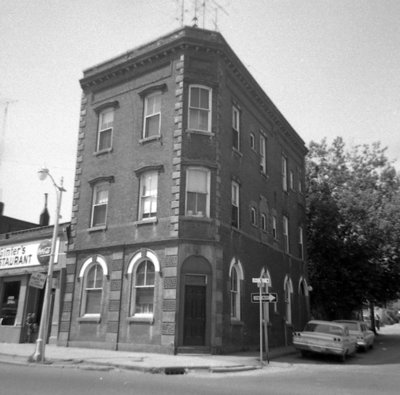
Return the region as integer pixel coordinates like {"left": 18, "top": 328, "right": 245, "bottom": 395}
{"left": 334, "top": 320, "right": 375, "bottom": 351}
{"left": 293, "top": 320, "right": 357, "bottom": 362}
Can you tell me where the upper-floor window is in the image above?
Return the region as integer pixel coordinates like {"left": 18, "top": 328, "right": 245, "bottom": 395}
{"left": 250, "top": 133, "right": 255, "bottom": 150}
{"left": 283, "top": 215, "right": 289, "bottom": 253}
{"left": 297, "top": 167, "right": 303, "bottom": 193}
{"left": 261, "top": 213, "right": 267, "bottom": 232}
{"left": 250, "top": 207, "right": 257, "bottom": 226}
{"left": 188, "top": 85, "right": 212, "bottom": 132}
{"left": 139, "top": 171, "right": 158, "bottom": 220}
{"left": 289, "top": 170, "right": 294, "bottom": 190}
{"left": 97, "top": 108, "right": 114, "bottom": 151}
{"left": 272, "top": 215, "right": 277, "bottom": 239}
{"left": 143, "top": 92, "right": 161, "bottom": 138}
{"left": 260, "top": 135, "right": 267, "bottom": 174}
{"left": 231, "top": 181, "right": 240, "bottom": 228}
{"left": 298, "top": 226, "right": 304, "bottom": 259}
{"left": 91, "top": 183, "right": 109, "bottom": 227}
{"left": 186, "top": 168, "right": 210, "bottom": 217}
{"left": 232, "top": 105, "right": 240, "bottom": 150}
{"left": 282, "top": 155, "right": 288, "bottom": 191}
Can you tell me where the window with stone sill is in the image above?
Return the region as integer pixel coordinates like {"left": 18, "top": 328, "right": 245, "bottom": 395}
{"left": 188, "top": 85, "right": 212, "bottom": 133}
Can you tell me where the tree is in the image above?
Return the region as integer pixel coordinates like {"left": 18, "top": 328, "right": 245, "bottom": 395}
{"left": 306, "top": 137, "right": 400, "bottom": 320}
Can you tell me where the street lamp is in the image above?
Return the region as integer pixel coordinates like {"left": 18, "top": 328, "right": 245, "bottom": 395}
{"left": 31, "top": 168, "right": 66, "bottom": 363}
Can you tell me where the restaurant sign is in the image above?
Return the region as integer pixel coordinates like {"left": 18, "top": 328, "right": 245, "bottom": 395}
{"left": 0, "top": 239, "right": 59, "bottom": 270}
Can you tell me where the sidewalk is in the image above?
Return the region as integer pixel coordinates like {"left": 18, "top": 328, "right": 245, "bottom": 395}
{"left": 0, "top": 342, "right": 296, "bottom": 374}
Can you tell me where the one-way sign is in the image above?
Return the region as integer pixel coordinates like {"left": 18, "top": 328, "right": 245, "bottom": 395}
{"left": 251, "top": 293, "right": 278, "bottom": 303}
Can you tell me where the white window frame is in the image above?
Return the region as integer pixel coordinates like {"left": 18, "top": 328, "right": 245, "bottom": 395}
{"left": 132, "top": 259, "right": 155, "bottom": 317}
{"left": 90, "top": 183, "right": 109, "bottom": 228}
{"left": 282, "top": 155, "right": 288, "bottom": 192}
{"left": 138, "top": 171, "right": 158, "bottom": 220}
{"left": 143, "top": 91, "right": 161, "bottom": 139}
{"left": 185, "top": 167, "right": 210, "bottom": 217}
{"left": 188, "top": 85, "right": 212, "bottom": 133}
{"left": 283, "top": 215, "right": 289, "bottom": 253}
{"left": 97, "top": 108, "right": 114, "bottom": 152}
{"left": 260, "top": 135, "right": 267, "bottom": 174}
{"left": 232, "top": 105, "right": 240, "bottom": 150}
{"left": 127, "top": 250, "right": 160, "bottom": 320}
{"left": 231, "top": 181, "right": 240, "bottom": 228}
{"left": 79, "top": 256, "right": 108, "bottom": 318}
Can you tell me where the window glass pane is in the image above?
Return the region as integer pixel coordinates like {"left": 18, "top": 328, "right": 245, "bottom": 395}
{"left": 198, "top": 110, "right": 208, "bottom": 130}
{"left": 86, "top": 290, "right": 101, "bottom": 314}
{"left": 99, "top": 129, "right": 112, "bottom": 150}
{"left": 95, "top": 188, "right": 108, "bottom": 204}
{"left": 145, "top": 114, "right": 160, "bottom": 137}
{"left": 187, "top": 169, "right": 207, "bottom": 192}
{"left": 93, "top": 205, "right": 107, "bottom": 226}
{"left": 0, "top": 281, "right": 20, "bottom": 326}
{"left": 190, "top": 87, "right": 200, "bottom": 107}
{"left": 135, "top": 288, "right": 154, "bottom": 314}
{"left": 100, "top": 109, "right": 114, "bottom": 130}
{"left": 199, "top": 88, "right": 209, "bottom": 109}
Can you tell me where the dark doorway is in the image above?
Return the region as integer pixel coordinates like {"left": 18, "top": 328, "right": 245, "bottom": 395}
{"left": 183, "top": 275, "right": 206, "bottom": 346}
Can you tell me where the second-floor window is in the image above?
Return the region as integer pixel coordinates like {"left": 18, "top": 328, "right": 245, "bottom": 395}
{"left": 282, "top": 155, "right": 288, "bottom": 191}
{"left": 188, "top": 85, "right": 211, "bottom": 132}
{"left": 91, "top": 183, "right": 109, "bottom": 227}
{"left": 139, "top": 171, "right": 158, "bottom": 220}
{"left": 231, "top": 181, "right": 240, "bottom": 228}
{"left": 298, "top": 226, "right": 304, "bottom": 259}
{"left": 232, "top": 105, "right": 240, "bottom": 150}
{"left": 97, "top": 108, "right": 114, "bottom": 151}
{"left": 143, "top": 92, "right": 161, "bottom": 138}
{"left": 186, "top": 168, "right": 210, "bottom": 217}
{"left": 272, "top": 215, "right": 277, "bottom": 239}
{"left": 260, "top": 135, "right": 267, "bottom": 174}
{"left": 283, "top": 215, "right": 289, "bottom": 253}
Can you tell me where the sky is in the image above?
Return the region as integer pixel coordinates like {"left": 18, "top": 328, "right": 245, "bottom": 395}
{"left": 1, "top": 0, "right": 400, "bottom": 224}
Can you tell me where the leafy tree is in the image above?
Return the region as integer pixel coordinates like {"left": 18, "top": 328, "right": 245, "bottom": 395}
{"left": 306, "top": 137, "right": 400, "bottom": 320}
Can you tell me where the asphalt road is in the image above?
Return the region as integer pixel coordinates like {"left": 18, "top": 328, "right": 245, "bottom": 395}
{"left": 1, "top": 325, "right": 399, "bottom": 395}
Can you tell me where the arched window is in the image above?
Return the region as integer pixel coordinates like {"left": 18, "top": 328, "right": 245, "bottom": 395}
{"left": 133, "top": 260, "right": 155, "bottom": 315}
{"left": 79, "top": 256, "right": 108, "bottom": 317}
{"left": 127, "top": 250, "right": 160, "bottom": 320}
{"left": 229, "top": 258, "right": 244, "bottom": 320}
{"left": 284, "top": 276, "right": 293, "bottom": 324}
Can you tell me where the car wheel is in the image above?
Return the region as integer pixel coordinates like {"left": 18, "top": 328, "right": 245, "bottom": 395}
{"left": 301, "top": 350, "right": 309, "bottom": 358}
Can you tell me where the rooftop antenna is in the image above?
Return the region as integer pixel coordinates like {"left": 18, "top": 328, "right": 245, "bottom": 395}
{"left": 0, "top": 99, "right": 17, "bottom": 160}
{"left": 210, "top": 0, "right": 229, "bottom": 31}
{"left": 192, "top": 0, "right": 199, "bottom": 27}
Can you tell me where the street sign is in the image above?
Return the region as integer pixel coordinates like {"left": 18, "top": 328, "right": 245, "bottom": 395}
{"left": 252, "top": 277, "right": 270, "bottom": 284}
{"left": 29, "top": 272, "right": 46, "bottom": 289}
{"left": 251, "top": 293, "right": 278, "bottom": 303}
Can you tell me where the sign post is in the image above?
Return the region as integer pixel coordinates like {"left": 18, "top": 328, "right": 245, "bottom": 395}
{"left": 252, "top": 275, "right": 271, "bottom": 366}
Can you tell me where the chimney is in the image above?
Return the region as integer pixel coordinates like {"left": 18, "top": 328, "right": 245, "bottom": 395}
{"left": 39, "top": 193, "right": 50, "bottom": 226}
{"left": 0, "top": 202, "right": 4, "bottom": 216}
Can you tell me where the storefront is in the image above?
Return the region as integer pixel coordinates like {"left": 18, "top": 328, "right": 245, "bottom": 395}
{"left": 0, "top": 224, "right": 68, "bottom": 344}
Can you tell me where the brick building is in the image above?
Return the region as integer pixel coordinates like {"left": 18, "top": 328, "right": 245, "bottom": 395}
{"left": 60, "top": 27, "right": 309, "bottom": 354}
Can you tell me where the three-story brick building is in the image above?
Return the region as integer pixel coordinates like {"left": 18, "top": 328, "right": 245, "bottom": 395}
{"left": 59, "top": 27, "right": 309, "bottom": 354}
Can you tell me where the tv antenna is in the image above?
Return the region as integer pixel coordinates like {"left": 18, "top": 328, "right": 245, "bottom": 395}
{"left": 176, "top": 0, "right": 229, "bottom": 30}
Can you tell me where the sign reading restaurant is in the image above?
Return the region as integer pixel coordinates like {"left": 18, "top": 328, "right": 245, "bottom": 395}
{"left": 0, "top": 239, "right": 59, "bottom": 270}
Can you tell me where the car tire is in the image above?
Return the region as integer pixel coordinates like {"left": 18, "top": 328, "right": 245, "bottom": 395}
{"left": 301, "top": 350, "right": 309, "bottom": 358}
